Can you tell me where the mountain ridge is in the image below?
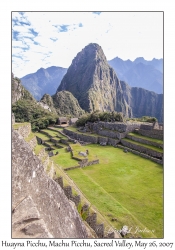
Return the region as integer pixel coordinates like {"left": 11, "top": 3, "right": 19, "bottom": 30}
{"left": 20, "top": 66, "right": 67, "bottom": 100}
{"left": 108, "top": 57, "right": 163, "bottom": 94}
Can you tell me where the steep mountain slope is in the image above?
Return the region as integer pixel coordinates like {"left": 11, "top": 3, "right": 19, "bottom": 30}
{"left": 40, "top": 91, "right": 85, "bottom": 117}
{"left": 52, "top": 91, "right": 85, "bottom": 117}
{"left": 21, "top": 66, "right": 67, "bottom": 100}
{"left": 108, "top": 57, "right": 163, "bottom": 94}
{"left": 12, "top": 74, "right": 57, "bottom": 129}
{"left": 122, "top": 63, "right": 163, "bottom": 94}
{"left": 57, "top": 43, "right": 132, "bottom": 117}
{"left": 120, "top": 81, "right": 163, "bottom": 122}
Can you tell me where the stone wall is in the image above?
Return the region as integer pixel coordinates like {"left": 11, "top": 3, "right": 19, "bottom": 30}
{"left": 137, "top": 129, "right": 163, "bottom": 140}
{"left": 12, "top": 130, "right": 88, "bottom": 238}
{"left": 88, "top": 121, "right": 141, "bottom": 134}
{"left": 15, "top": 123, "right": 31, "bottom": 138}
{"left": 28, "top": 136, "right": 37, "bottom": 150}
{"left": 63, "top": 186, "right": 81, "bottom": 207}
{"left": 38, "top": 130, "right": 52, "bottom": 138}
{"left": 64, "top": 129, "right": 120, "bottom": 146}
{"left": 117, "top": 145, "right": 163, "bottom": 165}
{"left": 64, "top": 129, "right": 98, "bottom": 144}
{"left": 12, "top": 113, "right": 15, "bottom": 124}
{"left": 81, "top": 206, "right": 105, "bottom": 238}
{"left": 98, "top": 129, "right": 122, "bottom": 139}
{"left": 140, "top": 123, "right": 153, "bottom": 130}
{"left": 121, "top": 140, "right": 163, "bottom": 159}
{"left": 108, "top": 138, "right": 120, "bottom": 146}
{"left": 126, "top": 134, "right": 163, "bottom": 149}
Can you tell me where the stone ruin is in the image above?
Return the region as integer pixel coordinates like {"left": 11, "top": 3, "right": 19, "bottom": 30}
{"left": 12, "top": 129, "right": 88, "bottom": 238}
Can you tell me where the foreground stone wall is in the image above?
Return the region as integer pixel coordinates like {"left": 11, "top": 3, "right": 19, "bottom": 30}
{"left": 12, "top": 130, "right": 88, "bottom": 238}
{"left": 12, "top": 113, "right": 15, "bottom": 124}
{"left": 121, "top": 139, "right": 163, "bottom": 159}
{"left": 15, "top": 123, "right": 31, "bottom": 138}
{"left": 28, "top": 136, "right": 37, "bottom": 150}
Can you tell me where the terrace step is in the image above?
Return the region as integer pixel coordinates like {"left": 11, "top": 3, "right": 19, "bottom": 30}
{"left": 121, "top": 138, "right": 163, "bottom": 159}
{"left": 127, "top": 133, "right": 163, "bottom": 148}
{"left": 117, "top": 144, "right": 163, "bottom": 165}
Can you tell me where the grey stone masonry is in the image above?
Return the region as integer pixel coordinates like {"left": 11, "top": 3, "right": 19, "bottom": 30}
{"left": 120, "top": 140, "right": 163, "bottom": 159}
{"left": 63, "top": 186, "right": 81, "bottom": 207}
{"left": 12, "top": 113, "right": 15, "bottom": 124}
{"left": 15, "top": 123, "right": 31, "bottom": 138}
{"left": 63, "top": 128, "right": 120, "bottom": 146}
{"left": 12, "top": 130, "right": 88, "bottom": 238}
{"left": 137, "top": 129, "right": 163, "bottom": 140}
{"left": 117, "top": 144, "right": 163, "bottom": 165}
{"left": 54, "top": 176, "right": 63, "bottom": 189}
{"left": 88, "top": 121, "right": 142, "bottom": 133}
{"left": 126, "top": 134, "right": 163, "bottom": 149}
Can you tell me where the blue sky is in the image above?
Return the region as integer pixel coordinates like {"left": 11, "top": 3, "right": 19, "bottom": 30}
{"left": 12, "top": 12, "right": 163, "bottom": 78}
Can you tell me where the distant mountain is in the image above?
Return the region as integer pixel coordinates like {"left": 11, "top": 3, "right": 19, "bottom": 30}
{"left": 57, "top": 43, "right": 163, "bottom": 122}
{"left": 20, "top": 66, "right": 67, "bottom": 100}
{"left": 108, "top": 57, "right": 163, "bottom": 94}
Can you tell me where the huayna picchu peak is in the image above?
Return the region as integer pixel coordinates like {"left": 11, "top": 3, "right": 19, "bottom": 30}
{"left": 57, "top": 43, "right": 163, "bottom": 122}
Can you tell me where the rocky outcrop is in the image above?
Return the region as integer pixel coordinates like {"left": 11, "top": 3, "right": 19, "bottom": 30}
{"left": 12, "top": 130, "right": 88, "bottom": 238}
{"left": 12, "top": 74, "right": 24, "bottom": 104}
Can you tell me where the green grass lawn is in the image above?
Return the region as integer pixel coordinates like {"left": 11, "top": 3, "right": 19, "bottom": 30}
{"left": 48, "top": 127, "right": 64, "bottom": 132}
{"left": 122, "top": 138, "right": 163, "bottom": 153}
{"left": 42, "top": 129, "right": 58, "bottom": 137}
{"left": 52, "top": 148, "right": 79, "bottom": 169}
{"left": 67, "top": 144, "right": 163, "bottom": 238}
{"left": 34, "top": 132, "right": 50, "bottom": 140}
{"left": 71, "top": 143, "right": 98, "bottom": 161}
{"left": 12, "top": 122, "right": 30, "bottom": 129}
{"left": 128, "top": 132, "right": 163, "bottom": 144}
{"left": 24, "top": 132, "right": 36, "bottom": 142}
{"left": 34, "top": 144, "right": 45, "bottom": 155}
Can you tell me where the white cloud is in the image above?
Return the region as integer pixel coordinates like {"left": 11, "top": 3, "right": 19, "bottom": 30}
{"left": 12, "top": 11, "right": 163, "bottom": 77}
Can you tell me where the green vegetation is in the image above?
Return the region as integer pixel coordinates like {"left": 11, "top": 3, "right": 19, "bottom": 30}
{"left": 52, "top": 148, "right": 78, "bottom": 169}
{"left": 35, "top": 132, "right": 50, "bottom": 140}
{"left": 24, "top": 132, "right": 36, "bottom": 142}
{"left": 70, "top": 144, "right": 97, "bottom": 162}
{"left": 76, "top": 110, "right": 123, "bottom": 127}
{"left": 128, "top": 132, "right": 163, "bottom": 144}
{"left": 67, "top": 144, "right": 163, "bottom": 238}
{"left": 126, "top": 116, "right": 157, "bottom": 123}
{"left": 34, "top": 144, "right": 45, "bottom": 155}
{"left": 41, "top": 129, "right": 58, "bottom": 137}
{"left": 12, "top": 98, "right": 58, "bottom": 131}
{"left": 52, "top": 91, "right": 85, "bottom": 117}
{"left": 13, "top": 122, "right": 30, "bottom": 130}
{"left": 122, "top": 138, "right": 163, "bottom": 153}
